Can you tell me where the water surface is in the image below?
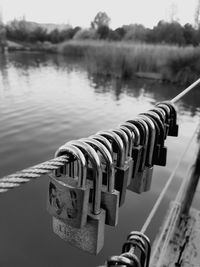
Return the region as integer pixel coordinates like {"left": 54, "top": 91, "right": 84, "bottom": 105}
{"left": 0, "top": 52, "right": 200, "bottom": 267}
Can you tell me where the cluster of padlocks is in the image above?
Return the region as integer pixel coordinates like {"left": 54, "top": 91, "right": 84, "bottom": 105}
{"left": 47, "top": 101, "right": 179, "bottom": 254}
{"left": 106, "top": 231, "right": 151, "bottom": 267}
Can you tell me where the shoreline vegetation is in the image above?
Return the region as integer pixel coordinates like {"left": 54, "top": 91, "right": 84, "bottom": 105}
{"left": 57, "top": 40, "right": 200, "bottom": 85}
{"left": 7, "top": 40, "right": 199, "bottom": 86}
{"left": 4, "top": 39, "right": 200, "bottom": 85}
{"left": 2, "top": 14, "right": 200, "bottom": 85}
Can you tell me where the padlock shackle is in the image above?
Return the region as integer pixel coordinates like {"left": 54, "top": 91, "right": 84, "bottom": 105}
{"left": 80, "top": 138, "right": 115, "bottom": 193}
{"left": 143, "top": 112, "right": 165, "bottom": 146}
{"left": 119, "top": 126, "right": 133, "bottom": 157}
{"left": 128, "top": 236, "right": 146, "bottom": 251}
{"left": 89, "top": 134, "right": 113, "bottom": 156}
{"left": 150, "top": 108, "right": 165, "bottom": 123}
{"left": 150, "top": 107, "right": 169, "bottom": 138}
{"left": 120, "top": 252, "right": 141, "bottom": 267}
{"left": 127, "top": 231, "right": 151, "bottom": 267}
{"left": 97, "top": 130, "right": 125, "bottom": 168}
{"left": 140, "top": 114, "right": 162, "bottom": 166}
{"left": 67, "top": 140, "right": 102, "bottom": 215}
{"left": 138, "top": 115, "right": 156, "bottom": 167}
{"left": 161, "top": 101, "right": 177, "bottom": 122}
{"left": 112, "top": 128, "right": 129, "bottom": 161}
{"left": 54, "top": 144, "right": 87, "bottom": 188}
{"left": 107, "top": 255, "right": 137, "bottom": 266}
{"left": 123, "top": 240, "right": 146, "bottom": 267}
{"left": 156, "top": 104, "right": 171, "bottom": 124}
{"left": 158, "top": 101, "right": 178, "bottom": 131}
{"left": 126, "top": 120, "right": 147, "bottom": 146}
{"left": 129, "top": 118, "right": 149, "bottom": 148}
{"left": 120, "top": 122, "right": 140, "bottom": 146}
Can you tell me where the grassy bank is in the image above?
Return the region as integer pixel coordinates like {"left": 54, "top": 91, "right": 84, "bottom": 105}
{"left": 6, "top": 40, "right": 57, "bottom": 53}
{"left": 57, "top": 40, "right": 200, "bottom": 85}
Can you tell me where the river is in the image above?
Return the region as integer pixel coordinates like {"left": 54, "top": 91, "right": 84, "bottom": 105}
{"left": 0, "top": 51, "right": 200, "bottom": 267}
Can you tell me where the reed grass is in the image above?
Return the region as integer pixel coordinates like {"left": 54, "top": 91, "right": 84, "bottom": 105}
{"left": 57, "top": 40, "right": 200, "bottom": 84}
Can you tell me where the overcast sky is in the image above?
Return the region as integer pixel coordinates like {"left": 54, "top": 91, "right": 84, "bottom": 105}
{"left": 0, "top": 0, "right": 198, "bottom": 29}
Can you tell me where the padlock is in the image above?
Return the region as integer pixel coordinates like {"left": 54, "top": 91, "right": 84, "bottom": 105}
{"left": 165, "top": 102, "right": 179, "bottom": 136}
{"left": 141, "top": 111, "right": 167, "bottom": 166}
{"left": 52, "top": 141, "right": 106, "bottom": 254}
{"left": 96, "top": 130, "right": 128, "bottom": 206}
{"left": 120, "top": 122, "right": 143, "bottom": 182}
{"left": 149, "top": 107, "right": 168, "bottom": 138}
{"left": 138, "top": 115, "right": 156, "bottom": 191}
{"left": 122, "top": 238, "right": 146, "bottom": 267}
{"left": 140, "top": 112, "right": 162, "bottom": 165}
{"left": 112, "top": 128, "right": 134, "bottom": 185}
{"left": 158, "top": 101, "right": 179, "bottom": 136}
{"left": 80, "top": 137, "right": 119, "bottom": 226}
{"left": 126, "top": 119, "right": 149, "bottom": 193}
{"left": 156, "top": 103, "right": 172, "bottom": 138}
{"left": 127, "top": 231, "right": 151, "bottom": 267}
{"left": 47, "top": 144, "right": 90, "bottom": 228}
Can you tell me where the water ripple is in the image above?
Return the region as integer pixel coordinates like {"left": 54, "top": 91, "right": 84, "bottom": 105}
{"left": 0, "top": 52, "right": 199, "bottom": 267}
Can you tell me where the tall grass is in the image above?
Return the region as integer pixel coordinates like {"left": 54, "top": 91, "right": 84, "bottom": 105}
{"left": 57, "top": 40, "right": 200, "bottom": 84}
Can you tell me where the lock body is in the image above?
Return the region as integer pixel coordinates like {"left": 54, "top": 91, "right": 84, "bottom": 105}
{"left": 143, "top": 166, "right": 153, "bottom": 192}
{"left": 114, "top": 163, "right": 130, "bottom": 206}
{"left": 101, "top": 185, "right": 119, "bottom": 226}
{"left": 128, "top": 167, "right": 148, "bottom": 193}
{"left": 47, "top": 176, "right": 90, "bottom": 228}
{"left": 87, "top": 169, "right": 119, "bottom": 226}
{"left": 52, "top": 209, "right": 106, "bottom": 254}
{"left": 126, "top": 156, "right": 134, "bottom": 185}
{"left": 131, "top": 145, "right": 143, "bottom": 179}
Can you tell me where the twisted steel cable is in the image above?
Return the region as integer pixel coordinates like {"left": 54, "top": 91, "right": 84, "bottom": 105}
{"left": 0, "top": 155, "right": 69, "bottom": 193}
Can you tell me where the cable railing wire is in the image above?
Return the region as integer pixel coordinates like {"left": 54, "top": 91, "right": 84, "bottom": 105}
{"left": 170, "top": 77, "right": 200, "bottom": 104}
{"left": 0, "top": 155, "right": 69, "bottom": 193}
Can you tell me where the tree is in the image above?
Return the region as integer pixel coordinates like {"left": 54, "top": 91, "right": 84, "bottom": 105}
{"left": 183, "top": 23, "right": 197, "bottom": 45}
{"left": 123, "top": 24, "right": 147, "bottom": 42}
{"left": 152, "top": 20, "right": 185, "bottom": 45}
{"left": 29, "top": 27, "right": 47, "bottom": 42}
{"left": 114, "top": 27, "right": 126, "bottom": 40}
{"left": 73, "top": 28, "right": 97, "bottom": 40}
{"left": 91, "top": 11, "right": 110, "bottom": 29}
{"left": 97, "top": 25, "right": 110, "bottom": 39}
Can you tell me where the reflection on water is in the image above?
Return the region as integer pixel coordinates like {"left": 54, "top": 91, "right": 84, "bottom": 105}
{"left": 0, "top": 52, "right": 199, "bottom": 267}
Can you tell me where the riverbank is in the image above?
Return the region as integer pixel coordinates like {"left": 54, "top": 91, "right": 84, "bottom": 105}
{"left": 5, "top": 40, "right": 200, "bottom": 85}
{"left": 6, "top": 40, "right": 57, "bottom": 53}
{"left": 56, "top": 40, "right": 200, "bottom": 85}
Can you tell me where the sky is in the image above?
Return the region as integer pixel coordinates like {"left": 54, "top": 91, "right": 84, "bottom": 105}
{"left": 0, "top": 0, "right": 198, "bottom": 29}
